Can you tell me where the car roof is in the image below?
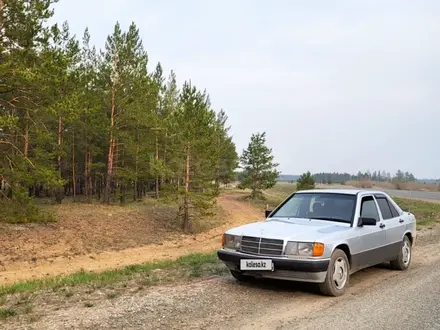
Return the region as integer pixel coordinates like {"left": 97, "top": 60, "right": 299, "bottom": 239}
{"left": 295, "top": 188, "right": 389, "bottom": 196}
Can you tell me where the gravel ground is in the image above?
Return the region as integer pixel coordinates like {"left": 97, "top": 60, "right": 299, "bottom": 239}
{"left": 4, "top": 227, "right": 440, "bottom": 330}
{"left": 281, "top": 257, "right": 440, "bottom": 330}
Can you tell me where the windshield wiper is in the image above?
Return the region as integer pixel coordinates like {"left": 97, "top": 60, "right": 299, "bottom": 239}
{"left": 310, "top": 216, "right": 349, "bottom": 224}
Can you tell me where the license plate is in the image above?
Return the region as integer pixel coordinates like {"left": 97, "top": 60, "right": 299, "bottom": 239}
{"left": 240, "top": 259, "right": 273, "bottom": 271}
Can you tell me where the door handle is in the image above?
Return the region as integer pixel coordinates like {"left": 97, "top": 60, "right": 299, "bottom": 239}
{"left": 399, "top": 219, "right": 404, "bottom": 223}
{"left": 379, "top": 223, "right": 386, "bottom": 229}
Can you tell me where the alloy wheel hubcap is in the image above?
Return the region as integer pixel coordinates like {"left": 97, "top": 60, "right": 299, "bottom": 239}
{"left": 332, "top": 257, "right": 348, "bottom": 289}
{"left": 402, "top": 240, "right": 411, "bottom": 265}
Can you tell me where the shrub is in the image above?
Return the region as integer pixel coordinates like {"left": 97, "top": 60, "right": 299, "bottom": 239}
{"left": 296, "top": 171, "right": 315, "bottom": 191}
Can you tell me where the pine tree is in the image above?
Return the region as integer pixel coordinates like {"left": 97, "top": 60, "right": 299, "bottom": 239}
{"left": 40, "top": 21, "right": 81, "bottom": 203}
{"left": 101, "top": 22, "right": 149, "bottom": 203}
{"left": 0, "top": 0, "right": 64, "bottom": 221}
{"left": 239, "top": 132, "right": 279, "bottom": 199}
{"left": 173, "top": 81, "right": 220, "bottom": 231}
{"left": 213, "top": 110, "right": 238, "bottom": 187}
{"left": 296, "top": 171, "right": 316, "bottom": 191}
{"left": 149, "top": 62, "right": 166, "bottom": 199}
{"left": 77, "top": 28, "right": 106, "bottom": 202}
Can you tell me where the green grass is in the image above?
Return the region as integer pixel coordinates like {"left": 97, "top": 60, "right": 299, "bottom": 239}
{"left": 0, "top": 199, "right": 56, "bottom": 224}
{"left": 0, "top": 308, "right": 17, "bottom": 319}
{"left": 393, "top": 197, "right": 440, "bottom": 227}
{"left": 228, "top": 182, "right": 296, "bottom": 210}
{"left": 0, "top": 252, "right": 225, "bottom": 299}
{"left": 261, "top": 182, "right": 296, "bottom": 207}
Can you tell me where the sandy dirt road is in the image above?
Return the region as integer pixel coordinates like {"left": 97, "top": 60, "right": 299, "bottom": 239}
{"left": 5, "top": 227, "right": 440, "bottom": 330}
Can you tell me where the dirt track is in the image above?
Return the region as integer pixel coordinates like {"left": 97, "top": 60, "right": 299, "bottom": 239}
{"left": 4, "top": 226, "right": 440, "bottom": 330}
{"left": 0, "top": 194, "right": 262, "bottom": 285}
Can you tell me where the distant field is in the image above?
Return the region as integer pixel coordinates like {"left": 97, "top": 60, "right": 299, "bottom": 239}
{"left": 275, "top": 179, "right": 439, "bottom": 192}
{"left": 347, "top": 180, "right": 439, "bottom": 192}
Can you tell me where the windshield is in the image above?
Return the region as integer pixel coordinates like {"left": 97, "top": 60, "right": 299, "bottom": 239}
{"left": 270, "top": 192, "right": 356, "bottom": 224}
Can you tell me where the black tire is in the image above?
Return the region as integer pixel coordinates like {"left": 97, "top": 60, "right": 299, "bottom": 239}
{"left": 230, "top": 270, "right": 252, "bottom": 282}
{"left": 390, "top": 236, "right": 412, "bottom": 270}
{"left": 318, "top": 249, "right": 350, "bottom": 297}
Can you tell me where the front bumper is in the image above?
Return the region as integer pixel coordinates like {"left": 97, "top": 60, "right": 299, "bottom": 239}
{"left": 218, "top": 249, "right": 330, "bottom": 283}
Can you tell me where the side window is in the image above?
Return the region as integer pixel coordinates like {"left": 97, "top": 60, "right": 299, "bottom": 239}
{"left": 376, "top": 197, "right": 393, "bottom": 220}
{"left": 360, "top": 196, "right": 380, "bottom": 221}
{"left": 387, "top": 199, "right": 400, "bottom": 218}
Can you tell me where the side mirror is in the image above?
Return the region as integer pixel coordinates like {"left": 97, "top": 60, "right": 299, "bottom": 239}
{"left": 265, "top": 209, "right": 272, "bottom": 218}
{"left": 358, "top": 217, "right": 377, "bottom": 227}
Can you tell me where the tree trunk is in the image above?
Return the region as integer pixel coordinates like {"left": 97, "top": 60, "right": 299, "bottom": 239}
{"left": 104, "top": 92, "right": 116, "bottom": 203}
{"left": 54, "top": 116, "right": 64, "bottom": 204}
{"left": 118, "top": 147, "right": 125, "bottom": 204}
{"left": 88, "top": 151, "right": 92, "bottom": 201}
{"left": 57, "top": 116, "right": 62, "bottom": 175}
{"left": 96, "top": 176, "right": 101, "bottom": 200}
{"left": 72, "top": 129, "right": 76, "bottom": 201}
{"left": 104, "top": 56, "right": 118, "bottom": 204}
{"left": 120, "top": 184, "right": 125, "bottom": 204}
{"left": 161, "top": 130, "right": 167, "bottom": 187}
{"left": 133, "top": 141, "right": 139, "bottom": 202}
{"left": 104, "top": 134, "right": 114, "bottom": 203}
{"left": 84, "top": 148, "right": 89, "bottom": 198}
{"left": 183, "top": 143, "right": 191, "bottom": 231}
{"left": 84, "top": 148, "right": 92, "bottom": 202}
{"left": 155, "top": 130, "right": 159, "bottom": 199}
{"left": 24, "top": 110, "right": 30, "bottom": 157}
{"left": 0, "top": 0, "right": 3, "bottom": 24}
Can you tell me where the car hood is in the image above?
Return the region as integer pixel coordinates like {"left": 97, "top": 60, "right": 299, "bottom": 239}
{"left": 225, "top": 217, "right": 351, "bottom": 242}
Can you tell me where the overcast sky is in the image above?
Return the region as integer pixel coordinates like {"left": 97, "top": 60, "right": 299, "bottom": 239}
{"left": 50, "top": 0, "right": 440, "bottom": 178}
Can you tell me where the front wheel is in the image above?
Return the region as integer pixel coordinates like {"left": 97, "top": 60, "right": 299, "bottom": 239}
{"left": 318, "top": 249, "right": 350, "bottom": 297}
{"left": 390, "top": 236, "right": 412, "bottom": 270}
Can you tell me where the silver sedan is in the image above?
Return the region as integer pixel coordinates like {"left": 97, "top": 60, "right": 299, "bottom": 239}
{"left": 217, "top": 189, "right": 417, "bottom": 296}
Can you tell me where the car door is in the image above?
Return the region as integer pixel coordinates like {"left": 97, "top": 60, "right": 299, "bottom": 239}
{"left": 374, "top": 194, "right": 406, "bottom": 261}
{"left": 350, "top": 194, "right": 388, "bottom": 272}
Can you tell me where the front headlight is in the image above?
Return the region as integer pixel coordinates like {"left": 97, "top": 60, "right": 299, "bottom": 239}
{"left": 298, "top": 242, "right": 314, "bottom": 256}
{"left": 285, "top": 241, "right": 324, "bottom": 257}
{"left": 222, "top": 234, "right": 241, "bottom": 250}
{"left": 285, "top": 241, "right": 298, "bottom": 256}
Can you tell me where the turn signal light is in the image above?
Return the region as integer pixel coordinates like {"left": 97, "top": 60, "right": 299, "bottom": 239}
{"left": 221, "top": 233, "right": 225, "bottom": 246}
{"left": 312, "top": 242, "right": 325, "bottom": 257}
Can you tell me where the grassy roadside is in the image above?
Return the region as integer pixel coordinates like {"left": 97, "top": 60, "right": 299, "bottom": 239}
{"left": 393, "top": 197, "right": 440, "bottom": 227}
{"left": 0, "top": 252, "right": 224, "bottom": 298}
{"left": 0, "top": 252, "right": 227, "bottom": 320}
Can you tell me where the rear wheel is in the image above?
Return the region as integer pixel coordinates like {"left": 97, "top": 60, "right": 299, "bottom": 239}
{"left": 230, "top": 270, "right": 252, "bottom": 282}
{"left": 390, "top": 236, "right": 412, "bottom": 270}
{"left": 318, "top": 249, "right": 350, "bottom": 297}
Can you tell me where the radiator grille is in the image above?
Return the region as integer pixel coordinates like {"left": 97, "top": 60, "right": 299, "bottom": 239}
{"left": 240, "top": 236, "right": 284, "bottom": 256}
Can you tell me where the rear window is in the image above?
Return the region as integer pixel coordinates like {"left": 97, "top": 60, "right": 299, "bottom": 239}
{"left": 376, "top": 196, "right": 400, "bottom": 219}
{"left": 376, "top": 197, "right": 393, "bottom": 220}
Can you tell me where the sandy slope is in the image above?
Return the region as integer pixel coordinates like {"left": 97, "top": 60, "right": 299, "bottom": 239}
{"left": 0, "top": 194, "right": 262, "bottom": 285}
